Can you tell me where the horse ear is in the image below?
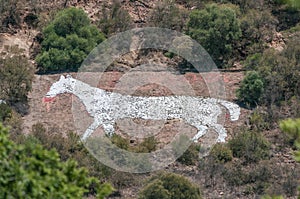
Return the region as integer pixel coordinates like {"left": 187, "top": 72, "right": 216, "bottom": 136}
{"left": 60, "top": 75, "right": 65, "bottom": 80}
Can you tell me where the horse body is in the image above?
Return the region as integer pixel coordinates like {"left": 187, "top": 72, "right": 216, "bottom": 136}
{"left": 45, "top": 75, "right": 240, "bottom": 142}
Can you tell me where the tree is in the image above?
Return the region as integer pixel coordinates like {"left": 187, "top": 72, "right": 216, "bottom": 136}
{"left": 139, "top": 172, "right": 202, "bottom": 199}
{"left": 0, "top": 123, "right": 113, "bottom": 198}
{"left": 0, "top": 46, "right": 35, "bottom": 107}
{"left": 237, "top": 71, "right": 264, "bottom": 106}
{"left": 238, "top": 9, "right": 278, "bottom": 56}
{"left": 187, "top": 3, "right": 241, "bottom": 67}
{"left": 0, "top": 0, "right": 22, "bottom": 32}
{"left": 36, "top": 7, "right": 105, "bottom": 73}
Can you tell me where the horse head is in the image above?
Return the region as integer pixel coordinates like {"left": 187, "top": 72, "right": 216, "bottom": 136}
{"left": 44, "top": 75, "right": 75, "bottom": 99}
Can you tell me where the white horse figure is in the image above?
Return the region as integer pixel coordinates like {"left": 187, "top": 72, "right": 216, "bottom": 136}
{"left": 44, "top": 75, "right": 240, "bottom": 142}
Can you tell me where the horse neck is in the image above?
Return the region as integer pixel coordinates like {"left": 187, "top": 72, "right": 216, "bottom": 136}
{"left": 70, "top": 78, "right": 105, "bottom": 105}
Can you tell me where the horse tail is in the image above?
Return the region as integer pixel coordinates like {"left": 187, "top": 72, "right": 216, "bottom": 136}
{"left": 217, "top": 99, "right": 240, "bottom": 121}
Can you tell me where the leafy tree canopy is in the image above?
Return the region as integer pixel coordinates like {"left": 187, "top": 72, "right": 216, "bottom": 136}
{"left": 0, "top": 123, "right": 113, "bottom": 198}
{"left": 187, "top": 3, "right": 241, "bottom": 68}
{"left": 36, "top": 7, "right": 105, "bottom": 73}
{"left": 236, "top": 71, "right": 264, "bottom": 106}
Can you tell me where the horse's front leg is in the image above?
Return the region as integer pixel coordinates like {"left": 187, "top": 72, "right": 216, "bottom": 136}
{"left": 102, "top": 121, "right": 115, "bottom": 137}
{"left": 210, "top": 123, "right": 227, "bottom": 143}
{"left": 81, "top": 120, "right": 101, "bottom": 141}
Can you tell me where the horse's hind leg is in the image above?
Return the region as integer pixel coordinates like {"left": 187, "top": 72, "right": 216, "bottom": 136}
{"left": 191, "top": 124, "right": 208, "bottom": 142}
{"left": 210, "top": 123, "right": 227, "bottom": 142}
{"left": 81, "top": 120, "right": 101, "bottom": 141}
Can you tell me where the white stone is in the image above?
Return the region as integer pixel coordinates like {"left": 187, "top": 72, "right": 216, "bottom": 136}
{"left": 45, "top": 75, "right": 241, "bottom": 142}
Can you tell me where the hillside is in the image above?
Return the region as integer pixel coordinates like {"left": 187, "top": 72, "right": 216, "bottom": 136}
{"left": 1, "top": 0, "right": 300, "bottom": 198}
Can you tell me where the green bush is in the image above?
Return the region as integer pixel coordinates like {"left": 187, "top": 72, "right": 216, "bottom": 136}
{"left": 223, "top": 161, "right": 271, "bottom": 193}
{"left": 98, "top": 0, "right": 132, "bottom": 36}
{"left": 111, "top": 134, "right": 157, "bottom": 153}
{"left": 111, "top": 134, "right": 130, "bottom": 150}
{"left": 0, "top": 103, "right": 12, "bottom": 123}
{"left": 238, "top": 9, "right": 278, "bottom": 56}
{"left": 248, "top": 109, "right": 270, "bottom": 131}
{"left": 242, "top": 38, "right": 300, "bottom": 108}
{"left": 0, "top": 46, "right": 34, "bottom": 106}
{"left": 149, "top": 0, "right": 188, "bottom": 31}
{"left": 0, "top": 124, "right": 113, "bottom": 199}
{"left": 222, "top": 161, "right": 245, "bottom": 186}
{"left": 177, "top": 143, "right": 200, "bottom": 165}
{"left": 210, "top": 143, "right": 233, "bottom": 163}
{"left": 139, "top": 179, "right": 171, "bottom": 199}
{"left": 280, "top": 118, "right": 300, "bottom": 148}
{"left": 139, "top": 172, "right": 202, "bottom": 199}
{"left": 237, "top": 71, "right": 264, "bottom": 106}
{"left": 36, "top": 7, "right": 105, "bottom": 73}
{"left": 30, "top": 123, "right": 114, "bottom": 180}
{"left": 187, "top": 3, "right": 241, "bottom": 67}
{"left": 228, "top": 130, "right": 270, "bottom": 164}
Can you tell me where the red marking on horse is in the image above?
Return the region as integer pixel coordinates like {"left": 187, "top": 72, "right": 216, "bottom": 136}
{"left": 42, "top": 97, "right": 55, "bottom": 103}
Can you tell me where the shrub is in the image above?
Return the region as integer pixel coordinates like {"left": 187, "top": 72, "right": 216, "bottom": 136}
{"left": 248, "top": 109, "right": 270, "bottom": 131}
{"left": 98, "top": 0, "right": 132, "bottom": 36}
{"left": 187, "top": 3, "right": 241, "bottom": 67}
{"left": 223, "top": 161, "right": 271, "bottom": 193}
{"left": 237, "top": 71, "right": 264, "bottom": 106}
{"left": 139, "top": 172, "right": 202, "bottom": 199}
{"left": 36, "top": 7, "right": 105, "bottom": 73}
{"left": 177, "top": 143, "right": 200, "bottom": 165}
{"left": 30, "top": 123, "right": 113, "bottom": 179}
{"left": 149, "top": 0, "right": 188, "bottom": 31}
{"left": 244, "top": 41, "right": 300, "bottom": 108}
{"left": 228, "top": 130, "right": 270, "bottom": 164}
{"left": 139, "top": 179, "right": 171, "bottom": 199}
{"left": 111, "top": 134, "right": 158, "bottom": 153}
{"left": 0, "top": 124, "right": 113, "bottom": 198}
{"left": 238, "top": 9, "right": 278, "bottom": 56}
{"left": 0, "top": 0, "right": 22, "bottom": 32}
{"left": 210, "top": 143, "right": 233, "bottom": 163}
{"left": 0, "top": 46, "right": 35, "bottom": 106}
{"left": 222, "top": 161, "right": 245, "bottom": 186}
{"left": 136, "top": 136, "right": 157, "bottom": 153}
{"left": 280, "top": 118, "right": 300, "bottom": 148}
{"left": 0, "top": 103, "right": 12, "bottom": 123}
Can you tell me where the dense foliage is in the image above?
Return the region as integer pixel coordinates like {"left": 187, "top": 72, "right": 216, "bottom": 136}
{"left": 187, "top": 3, "right": 241, "bottom": 67}
{"left": 237, "top": 71, "right": 264, "bottom": 106}
{"left": 228, "top": 130, "right": 270, "bottom": 164}
{"left": 0, "top": 46, "right": 34, "bottom": 106}
{"left": 239, "top": 35, "right": 300, "bottom": 108}
{"left": 139, "top": 172, "right": 202, "bottom": 199}
{"left": 36, "top": 7, "right": 105, "bottom": 73}
{"left": 150, "top": 0, "right": 188, "bottom": 31}
{"left": 98, "top": 0, "right": 132, "bottom": 36}
{"left": 0, "top": 124, "right": 113, "bottom": 199}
